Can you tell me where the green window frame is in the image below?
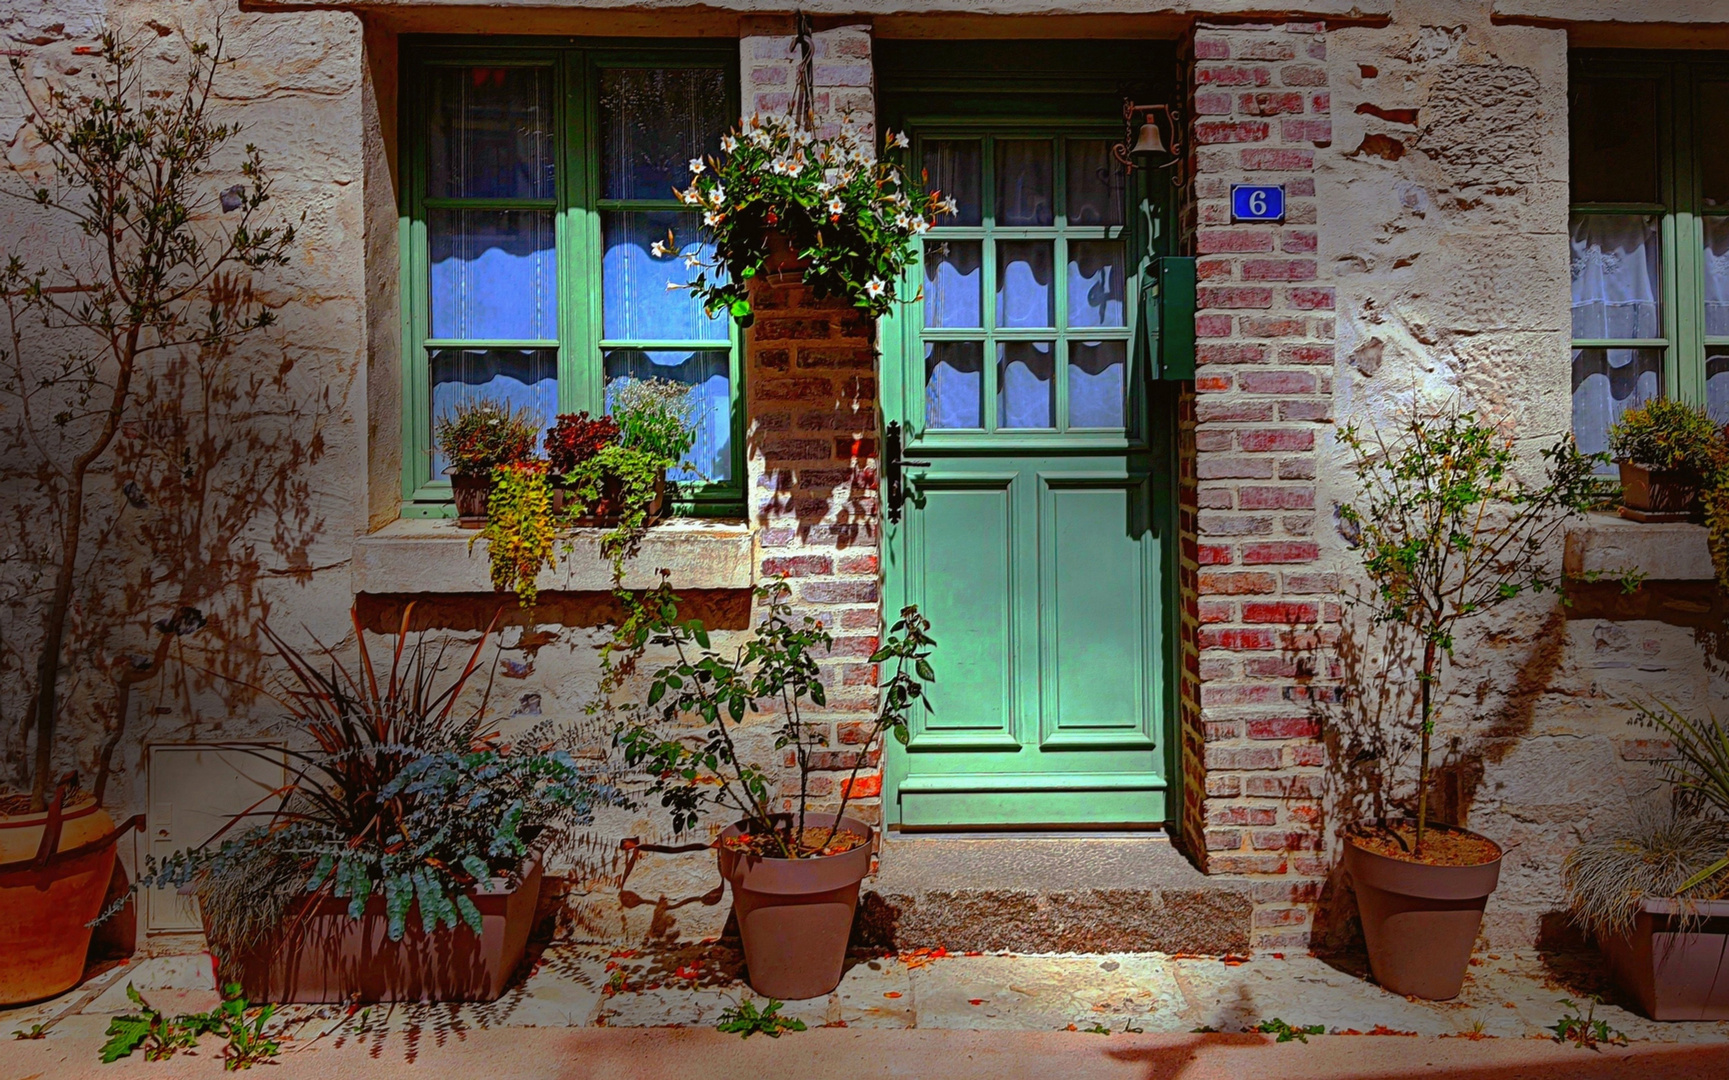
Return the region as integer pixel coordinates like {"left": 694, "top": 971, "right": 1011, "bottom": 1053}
{"left": 399, "top": 38, "right": 744, "bottom": 518}
{"left": 1570, "top": 53, "right": 1729, "bottom": 458}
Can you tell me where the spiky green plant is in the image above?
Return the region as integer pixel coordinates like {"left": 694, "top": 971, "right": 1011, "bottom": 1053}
{"left": 1632, "top": 700, "right": 1729, "bottom": 893}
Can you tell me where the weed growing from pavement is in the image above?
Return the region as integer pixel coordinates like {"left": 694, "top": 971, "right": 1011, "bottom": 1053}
{"left": 12, "top": 1023, "right": 48, "bottom": 1040}
{"left": 100, "top": 983, "right": 282, "bottom": 1069}
{"left": 716, "top": 998, "right": 806, "bottom": 1039}
{"left": 1551, "top": 997, "right": 1627, "bottom": 1051}
{"left": 1255, "top": 1018, "right": 1327, "bottom": 1043}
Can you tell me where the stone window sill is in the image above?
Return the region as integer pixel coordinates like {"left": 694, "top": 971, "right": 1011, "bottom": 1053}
{"left": 352, "top": 518, "right": 754, "bottom": 595}
{"left": 1563, "top": 511, "right": 1713, "bottom": 582}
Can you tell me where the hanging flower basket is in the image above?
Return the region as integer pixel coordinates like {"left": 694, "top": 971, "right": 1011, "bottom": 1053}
{"left": 655, "top": 113, "right": 956, "bottom": 325}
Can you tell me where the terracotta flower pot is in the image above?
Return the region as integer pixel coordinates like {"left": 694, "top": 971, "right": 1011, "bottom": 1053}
{"left": 552, "top": 475, "right": 666, "bottom": 527}
{"left": 761, "top": 230, "right": 811, "bottom": 286}
{"left": 1600, "top": 897, "right": 1729, "bottom": 1021}
{"left": 1343, "top": 822, "right": 1503, "bottom": 1001}
{"left": 0, "top": 794, "right": 130, "bottom": 1005}
{"left": 717, "top": 813, "right": 872, "bottom": 1001}
{"left": 449, "top": 471, "right": 491, "bottom": 529}
{"left": 204, "top": 856, "right": 541, "bottom": 1004}
{"left": 1617, "top": 461, "right": 1701, "bottom": 522}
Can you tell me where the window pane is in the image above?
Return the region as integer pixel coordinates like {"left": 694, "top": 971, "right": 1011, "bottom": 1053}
{"left": 1570, "top": 76, "right": 1659, "bottom": 204}
{"left": 925, "top": 342, "right": 984, "bottom": 430}
{"left": 1710, "top": 348, "right": 1729, "bottom": 427}
{"left": 924, "top": 241, "right": 982, "bottom": 328}
{"left": 1570, "top": 214, "right": 1660, "bottom": 339}
{"left": 1701, "top": 82, "right": 1729, "bottom": 209}
{"left": 1066, "top": 139, "right": 1124, "bottom": 226}
{"left": 599, "top": 68, "right": 729, "bottom": 201}
{"left": 1705, "top": 217, "right": 1729, "bottom": 337}
{"left": 996, "top": 140, "right": 1053, "bottom": 226}
{"left": 1069, "top": 341, "right": 1127, "bottom": 428}
{"left": 430, "top": 348, "right": 556, "bottom": 476}
{"left": 429, "top": 210, "right": 557, "bottom": 340}
{"left": 998, "top": 341, "right": 1055, "bottom": 429}
{"left": 602, "top": 211, "right": 728, "bottom": 341}
{"left": 1571, "top": 347, "right": 1661, "bottom": 461}
{"left": 427, "top": 66, "right": 555, "bottom": 200}
{"left": 604, "top": 350, "right": 732, "bottom": 482}
{"left": 922, "top": 140, "right": 982, "bottom": 226}
{"left": 997, "top": 241, "right": 1054, "bottom": 328}
{"left": 1067, "top": 240, "right": 1126, "bottom": 328}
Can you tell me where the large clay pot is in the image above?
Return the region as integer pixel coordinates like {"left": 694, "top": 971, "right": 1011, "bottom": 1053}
{"left": 1600, "top": 897, "right": 1729, "bottom": 1021}
{"left": 205, "top": 856, "right": 541, "bottom": 1004}
{"left": 0, "top": 793, "right": 127, "bottom": 1005}
{"left": 717, "top": 813, "right": 872, "bottom": 1000}
{"left": 1343, "top": 822, "right": 1503, "bottom": 1001}
{"left": 760, "top": 230, "right": 811, "bottom": 286}
{"left": 1618, "top": 461, "right": 1701, "bottom": 522}
{"left": 449, "top": 471, "right": 490, "bottom": 529}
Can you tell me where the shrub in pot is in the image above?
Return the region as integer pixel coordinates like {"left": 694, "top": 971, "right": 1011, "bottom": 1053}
{"left": 617, "top": 581, "right": 935, "bottom": 1000}
{"left": 1338, "top": 407, "right": 1609, "bottom": 999}
{"left": 136, "top": 609, "right": 624, "bottom": 1003}
{"left": 661, "top": 112, "right": 954, "bottom": 325}
{"left": 1564, "top": 701, "right": 1729, "bottom": 1020}
{"left": 1608, "top": 397, "right": 1720, "bottom": 521}
{"left": 435, "top": 399, "right": 540, "bottom": 528}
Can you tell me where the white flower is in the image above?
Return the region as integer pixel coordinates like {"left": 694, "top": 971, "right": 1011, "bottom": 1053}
{"left": 684, "top": 254, "right": 702, "bottom": 269}
{"left": 689, "top": 157, "right": 706, "bottom": 176}
{"left": 650, "top": 239, "right": 672, "bottom": 258}
{"left": 864, "top": 278, "right": 886, "bottom": 299}
{"left": 827, "top": 196, "right": 845, "bottom": 214}
{"left": 893, "top": 212, "right": 912, "bottom": 230}
{"left": 721, "top": 134, "right": 738, "bottom": 153}
{"left": 710, "top": 184, "right": 726, "bottom": 205}
{"left": 703, "top": 210, "right": 723, "bottom": 227}
{"left": 938, "top": 196, "right": 959, "bottom": 216}
{"left": 887, "top": 130, "right": 910, "bottom": 149}
{"left": 665, "top": 281, "right": 682, "bottom": 291}
{"left": 911, "top": 217, "right": 931, "bottom": 234}
{"left": 680, "top": 188, "right": 702, "bottom": 206}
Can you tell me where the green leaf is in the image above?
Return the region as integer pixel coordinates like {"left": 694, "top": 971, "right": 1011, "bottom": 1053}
{"left": 915, "top": 658, "right": 935, "bottom": 682}
{"left": 100, "top": 1016, "right": 152, "bottom": 1063}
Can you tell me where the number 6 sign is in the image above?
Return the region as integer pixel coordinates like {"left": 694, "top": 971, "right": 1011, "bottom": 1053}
{"left": 1231, "top": 184, "right": 1285, "bottom": 223}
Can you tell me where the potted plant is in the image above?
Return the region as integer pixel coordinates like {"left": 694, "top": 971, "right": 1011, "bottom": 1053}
{"left": 136, "top": 609, "right": 623, "bottom": 1003}
{"left": 1564, "top": 701, "right": 1729, "bottom": 1020}
{"left": 1337, "top": 407, "right": 1607, "bottom": 1000}
{"left": 616, "top": 581, "right": 935, "bottom": 1000}
{"left": 1609, "top": 397, "right": 1720, "bottom": 522}
{"left": 659, "top": 113, "right": 954, "bottom": 325}
{"left": 435, "top": 399, "right": 540, "bottom": 528}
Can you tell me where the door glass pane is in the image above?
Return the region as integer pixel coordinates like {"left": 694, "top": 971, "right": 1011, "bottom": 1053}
{"left": 923, "top": 140, "right": 982, "bottom": 226}
{"left": 429, "top": 209, "right": 557, "bottom": 340}
{"left": 1067, "top": 241, "right": 1126, "bottom": 328}
{"left": 1571, "top": 347, "right": 1661, "bottom": 461}
{"left": 427, "top": 66, "right": 555, "bottom": 200}
{"left": 1570, "top": 76, "right": 1659, "bottom": 205}
{"left": 598, "top": 67, "right": 729, "bottom": 201}
{"left": 997, "top": 241, "right": 1054, "bottom": 328}
{"left": 1700, "top": 82, "right": 1729, "bottom": 209}
{"left": 1570, "top": 214, "right": 1660, "bottom": 339}
{"left": 1067, "top": 139, "right": 1124, "bottom": 226}
{"left": 430, "top": 348, "right": 557, "bottom": 476}
{"left": 1069, "top": 341, "right": 1127, "bottom": 428}
{"left": 602, "top": 211, "right": 728, "bottom": 341}
{"left": 603, "top": 350, "right": 732, "bottom": 481}
{"left": 1705, "top": 217, "right": 1729, "bottom": 336}
{"left": 1709, "top": 348, "right": 1729, "bottom": 427}
{"left": 998, "top": 341, "right": 1055, "bottom": 429}
{"left": 924, "top": 241, "right": 982, "bottom": 328}
{"left": 996, "top": 140, "right": 1053, "bottom": 226}
{"left": 925, "top": 342, "right": 984, "bottom": 430}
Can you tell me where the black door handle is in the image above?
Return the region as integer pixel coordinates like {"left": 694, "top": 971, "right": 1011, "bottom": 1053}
{"left": 883, "top": 421, "right": 930, "bottom": 524}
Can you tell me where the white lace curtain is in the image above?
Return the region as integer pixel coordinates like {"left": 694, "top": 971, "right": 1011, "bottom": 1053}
{"left": 1571, "top": 215, "right": 1662, "bottom": 458}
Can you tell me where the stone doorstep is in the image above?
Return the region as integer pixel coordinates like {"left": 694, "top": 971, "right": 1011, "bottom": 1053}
{"left": 1564, "top": 511, "right": 1713, "bottom": 581}
{"left": 351, "top": 516, "right": 755, "bottom": 594}
{"left": 860, "top": 834, "right": 1253, "bottom": 955}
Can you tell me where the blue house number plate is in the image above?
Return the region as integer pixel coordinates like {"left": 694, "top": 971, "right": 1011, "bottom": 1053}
{"left": 1231, "top": 184, "right": 1285, "bottom": 222}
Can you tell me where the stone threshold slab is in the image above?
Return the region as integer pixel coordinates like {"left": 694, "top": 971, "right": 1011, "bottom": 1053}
{"left": 1564, "top": 511, "right": 1712, "bottom": 582}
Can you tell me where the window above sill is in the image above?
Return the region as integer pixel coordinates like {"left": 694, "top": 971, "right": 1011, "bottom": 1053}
{"left": 352, "top": 517, "right": 753, "bottom": 595}
{"left": 1563, "top": 511, "right": 1713, "bottom": 582}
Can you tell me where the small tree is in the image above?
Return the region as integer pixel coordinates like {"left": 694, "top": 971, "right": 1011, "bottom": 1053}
{"left": 1338, "top": 407, "right": 1607, "bottom": 856}
{"left": 1, "top": 29, "right": 295, "bottom": 808}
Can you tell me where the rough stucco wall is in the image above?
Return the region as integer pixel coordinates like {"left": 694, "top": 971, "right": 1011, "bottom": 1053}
{"left": 1320, "top": 0, "right": 1729, "bottom": 949}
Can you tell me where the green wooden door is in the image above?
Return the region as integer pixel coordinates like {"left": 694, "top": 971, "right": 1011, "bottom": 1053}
{"left": 882, "top": 122, "right": 1180, "bottom": 828}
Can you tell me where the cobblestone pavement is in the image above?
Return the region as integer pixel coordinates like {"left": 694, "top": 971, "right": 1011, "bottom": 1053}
{"left": 4, "top": 943, "right": 1726, "bottom": 1051}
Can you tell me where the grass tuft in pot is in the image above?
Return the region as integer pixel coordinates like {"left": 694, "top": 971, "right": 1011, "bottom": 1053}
{"left": 1563, "top": 800, "right": 1729, "bottom": 943}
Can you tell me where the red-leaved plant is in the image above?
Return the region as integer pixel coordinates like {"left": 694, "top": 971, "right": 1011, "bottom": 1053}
{"left": 545, "top": 412, "right": 621, "bottom": 477}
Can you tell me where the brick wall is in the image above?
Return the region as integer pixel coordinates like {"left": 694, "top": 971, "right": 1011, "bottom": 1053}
{"left": 739, "top": 17, "right": 874, "bottom": 140}
{"left": 1184, "top": 20, "right": 1337, "bottom": 948}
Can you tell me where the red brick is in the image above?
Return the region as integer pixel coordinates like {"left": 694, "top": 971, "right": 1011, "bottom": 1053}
{"left": 835, "top": 435, "right": 876, "bottom": 459}
{"left": 1278, "top": 456, "right": 1317, "bottom": 479}
{"left": 1197, "top": 600, "right": 1235, "bottom": 624}
{"left": 1281, "top": 571, "right": 1340, "bottom": 593}
{"left": 1196, "top": 230, "right": 1276, "bottom": 255}
{"left": 840, "top": 774, "right": 882, "bottom": 799}
{"left": 1311, "top": 92, "right": 1330, "bottom": 113}
{"left": 1280, "top": 400, "right": 1333, "bottom": 422}
{"left": 837, "top": 553, "right": 879, "bottom": 575}
{"left": 1280, "top": 65, "right": 1328, "bottom": 87}
{"left": 1252, "top": 906, "right": 1312, "bottom": 927}
{"left": 1286, "top": 177, "right": 1317, "bottom": 197}
{"left": 1243, "top": 601, "right": 1321, "bottom": 624}
{"left": 1197, "top": 343, "right": 1268, "bottom": 364}
{"left": 1196, "top": 400, "right": 1276, "bottom": 422}
{"left": 1236, "top": 40, "right": 1298, "bottom": 62}
{"left": 1288, "top": 744, "right": 1327, "bottom": 767}
{"left": 1280, "top": 230, "right": 1318, "bottom": 253}
{"left": 1253, "top": 829, "right": 1323, "bottom": 851}
{"left": 1195, "top": 314, "right": 1236, "bottom": 338}
{"left": 760, "top": 555, "right": 835, "bottom": 577}
{"left": 1197, "top": 257, "right": 1235, "bottom": 280}
{"left": 1241, "top": 148, "right": 1314, "bottom": 171}
{"left": 1282, "top": 119, "right": 1333, "bottom": 144}
{"left": 1198, "top": 627, "right": 1278, "bottom": 651}
{"left": 1279, "top": 344, "right": 1334, "bottom": 365}
{"left": 1205, "top": 829, "right": 1243, "bottom": 851}
{"left": 1197, "top": 456, "right": 1275, "bottom": 480}
{"left": 1195, "top": 374, "right": 1234, "bottom": 393}
{"left": 1197, "top": 286, "right": 1274, "bottom": 310}
{"left": 1195, "top": 120, "right": 1271, "bottom": 144}
{"left": 1243, "top": 541, "right": 1320, "bottom": 564}
{"left": 1238, "top": 91, "right": 1305, "bottom": 116}
{"left": 1211, "top": 805, "right": 1279, "bottom": 826}
{"left": 1194, "top": 91, "right": 1234, "bottom": 116}
{"left": 1196, "top": 64, "right": 1272, "bottom": 87}
{"left": 1240, "top": 370, "right": 1316, "bottom": 394}
{"left": 1238, "top": 428, "right": 1314, "bottom": 452}
{"left": 1242, "top": 259, "right": 1318, "bottom": 282}
{"left": 1238, "top": 486, "right": 1315, "bottom": 510}
{"left": 1243, "top": 656, "right": 1303, "bottom": 678}
{"left": 1247, "top": 717, "right": 1323, "bottom": 743}
{"left": 1198, "top": 570, "right": 1278, "bottom": 595}
{"left": 1243, "top": 774, "right": 1325, "bottom": 799}
{"left": 1205, "top": 745, "right": 1282, "bottom": 770}
{"left": 754, "top": 318, "right": 833, "bottom": 341}
{"left": 1194, "top": 37, "right": 1231, "bottom": 59}
{"left": 1238, "top": 316, "right": 1307, "bottom": 338}
{"left": 1198, "top": 544, "right": 1234, "bottom": 566}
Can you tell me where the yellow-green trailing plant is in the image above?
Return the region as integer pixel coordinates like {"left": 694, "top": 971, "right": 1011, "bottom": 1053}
{"left": 477, "top": 461, "right": 557, "bottom": 604}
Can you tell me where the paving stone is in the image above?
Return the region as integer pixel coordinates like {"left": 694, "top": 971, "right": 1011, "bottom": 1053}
{"left": 83, "top": 956, "right": 219, "bottom": 1014}
{"left": 1170, "top": 955, "right": 1455, "bottom": 1035}
{"left": 773, "top": 956, "right": 914, "bottom": 1030}
{"left": 909, "top": 954, "right": 1183, "bottom": 1032}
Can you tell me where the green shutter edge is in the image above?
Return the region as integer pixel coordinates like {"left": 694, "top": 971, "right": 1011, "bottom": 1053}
{"left": 1145, "top": 255, "right": 1196, "bottom": 381}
